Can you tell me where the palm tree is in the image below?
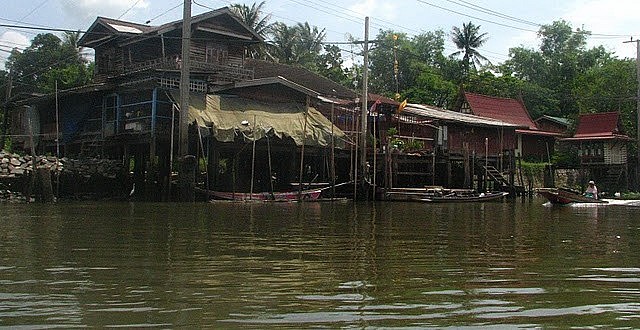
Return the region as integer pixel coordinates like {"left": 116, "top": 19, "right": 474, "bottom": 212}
{"left": 269, "top": 22, "right": 326, "bottom": 66}
{"left": 450, "top": 22, "right": 490, "bottom": 75}
{"left": 62, "top": 31, "right": 84, "bottom": 63}
{"left": 230, "top": 1, "right": 273, "bottom": 59}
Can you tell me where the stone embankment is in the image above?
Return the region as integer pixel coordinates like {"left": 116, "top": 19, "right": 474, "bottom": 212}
{"left": 0, "top": 150, "right": 124, "bottom": 202}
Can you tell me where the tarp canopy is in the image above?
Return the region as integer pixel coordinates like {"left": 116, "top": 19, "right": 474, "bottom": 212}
{"left": 178, "top": 92, "right": 349, "bottom": 148}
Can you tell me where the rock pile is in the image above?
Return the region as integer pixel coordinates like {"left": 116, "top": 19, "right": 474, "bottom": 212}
{"left": 0, "top": 151, "right": 122, "bottom": 179}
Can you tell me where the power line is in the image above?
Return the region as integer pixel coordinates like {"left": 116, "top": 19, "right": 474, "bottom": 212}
{"left": 415, "top": 0, "right": 539, "bottom": 33}
{"left": 118, "top": 0, "right": 144, "bottom": 20}
{"left": 19, "top": 0, "right": 50, "bottom": 22}
{"left": 145, "top": 1, "right": 183, "bottom": 24}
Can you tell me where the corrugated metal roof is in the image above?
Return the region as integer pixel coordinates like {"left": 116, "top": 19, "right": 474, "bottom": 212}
{"left": 403, "top": 103, "right": 520, "bottom": 128}
{"left": 464, "top": 92, "right": 537, "bottom": 130}
{"left": 245, "top": 59, "right": 357, "bottom": 100}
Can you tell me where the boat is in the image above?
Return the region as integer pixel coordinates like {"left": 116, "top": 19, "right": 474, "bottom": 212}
{"left": 208, "top": 189, "right": 322, "bottom": 201}
{"left": 385, "top": 187, "right": 509, "bottom": 202}
{"left": 420, "top": 191, "right": 509, "bottom": 203}
{"left": 536, "top": 187, "right": 608, "bottom": 205}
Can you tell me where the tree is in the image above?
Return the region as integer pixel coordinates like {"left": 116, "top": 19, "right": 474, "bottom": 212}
{"left": 573, "top": 58, "right": 636, "bottom": 138}
{"left": 315, "top": 44, "right": 351, "bottom": 87}
{"left": 6, "top": 33, "right": 92, "bottom": 94}
{"left": 502, "top": 20, "right": 612, "bottom": 117}
{"left": 268, "top": 22, "right": 325, "bottom": 65}
{"left": 450, "top": 22, "right": 490, "bottom": 76}
{"left": 367, "top": 30, "right": 449, "bottom": 99}
{"left": 230, "top": 1, "right": 273, "bottom": 59}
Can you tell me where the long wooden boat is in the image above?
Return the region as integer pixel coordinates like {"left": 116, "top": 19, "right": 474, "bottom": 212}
{"left": 536, "top": 188, "right": 608, "bottom": 205}
{"left": 208, "top": 189, "right": 322, "bottom": 201}
{"left": 420, "top": 191, "right": 509, "bottom": 203}
{"left": 385, "top": 187, "right": 508, "bottom": 202}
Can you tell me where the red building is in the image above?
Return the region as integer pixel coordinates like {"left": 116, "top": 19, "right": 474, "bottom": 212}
{"left": 459, "top": 92, "right": 560, "bottom": 162}
{"left": 561, "top": 112, "right": 631, "bottom": 191}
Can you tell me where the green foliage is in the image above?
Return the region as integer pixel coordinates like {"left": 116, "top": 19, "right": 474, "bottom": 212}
{"left": 404, "top": 139, "right": 424, "bottom": 151}
{"left": 620, "top": 192, "right": 640, "bottom": 199}
{"left": 450, "top": 22, "right": 490, "bottom": 76}
{"left": 551, "top": 145, "right": 579, "bottom": 168}
{"left": 268, "top": 22, "right": 325, "bottom": 66}
{"left": 520, "top": 161, "right": 547, "bottom": 177}
{"left": 368, "top": 30, "right": 448, "bottom": 97}
{"left": 230, "top": 1, "right": 273, "bottom": 59}
{"left": 6, "top": 32, "right": 92, "bottom": 95}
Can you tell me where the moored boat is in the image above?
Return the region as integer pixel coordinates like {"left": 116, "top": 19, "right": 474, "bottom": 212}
{"left": 420, "top": 191, "right": 509, "bottom": 203}
{"left": 536, "top": 187, "right": 607, "bottom": 205}
{"left": 385, "top": 187, "right": 509, "bottom": 202}
{"left": 208, "top": 189, "right": 322, "bottom": 201}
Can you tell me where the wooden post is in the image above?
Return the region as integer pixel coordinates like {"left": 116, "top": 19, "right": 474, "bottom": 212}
{"left": 150, "top": 88, "right": 158, "bottom": 161}
{"left": 360, "top": 16, "right": 369, "bottom": 199}
{"left": 330, "top": 102, "right": 336, "bottom": 198}
{"left": 179, "top": 0, "right": 191, "bottom": 157}
{"left": 178, "top": 0, "right": 194, "bottom": 201}
{"left": 1, "top": 70, "right": 12, "bottom": 150}
{"left": 36, "top": 167, "right": 55, "bottom": 203}
{"left": 298, "top": 97, "right": 309, "bottom": 200}
{"left": 180, "top": 155, "right": 196, "bottom": 202}
{"left": 250, "top": 115, "right": 257, "bottom": 200}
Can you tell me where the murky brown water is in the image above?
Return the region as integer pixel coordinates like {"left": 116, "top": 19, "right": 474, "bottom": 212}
{"left": 1, "top": 199, "right": 640, "bottom": 328}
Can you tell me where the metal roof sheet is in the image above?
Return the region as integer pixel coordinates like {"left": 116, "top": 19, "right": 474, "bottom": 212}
{"left": 404, "top": 103, "right": 521, "bottom": 128}
{"left": 464, "top": 92, "right": 537, "bottom": 130}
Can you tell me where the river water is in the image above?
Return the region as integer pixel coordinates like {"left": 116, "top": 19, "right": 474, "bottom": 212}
{"left": 1, "top": 198, "right": 640, "bottom": 328}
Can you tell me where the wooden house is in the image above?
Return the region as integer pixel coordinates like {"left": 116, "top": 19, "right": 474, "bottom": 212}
{"left": 6, "top": 7, "right": 352, "bottom": 199}
{"left": 401, "top": 103, "right": 519, "bottom": 191}
{"left": 534, "top": 115, "right": 571, "bottom": 136}
{"left": 561, "top": 112, "right": 632, "bottom": 190}
{"left": 459, "top": 92, "right": 560, "bottom": 162}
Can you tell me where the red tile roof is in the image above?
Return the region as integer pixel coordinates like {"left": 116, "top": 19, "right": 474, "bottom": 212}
{"left": 570, "top": 112, "right": 631, "bottom": 140}
{"left": 464, "top": 92, "right": 536, "bottom": 130}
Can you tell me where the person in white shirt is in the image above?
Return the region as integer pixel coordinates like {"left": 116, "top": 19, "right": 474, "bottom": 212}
{"left": 584, "top": 180, "right": 598, "bottom": 199}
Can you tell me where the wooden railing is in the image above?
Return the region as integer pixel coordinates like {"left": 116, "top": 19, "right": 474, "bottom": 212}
{"left": 119, "top": 55, "right": 254, "bottom": 81}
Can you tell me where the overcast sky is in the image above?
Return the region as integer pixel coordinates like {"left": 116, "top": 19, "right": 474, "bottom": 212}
{"left": 2, "top": 0, "right": 640, "bottom": 69}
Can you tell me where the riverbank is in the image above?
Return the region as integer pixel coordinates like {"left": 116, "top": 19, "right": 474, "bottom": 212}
{"left": 0, "top": 150, "right": 126, "bottom": 202}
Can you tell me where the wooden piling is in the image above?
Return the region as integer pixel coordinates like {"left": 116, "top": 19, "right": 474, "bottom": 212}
{"left": 36, "top": 167, "right": 55, "bottom": 203}
{"left": 178, "top": 155, "right": 196, "bottom": 202}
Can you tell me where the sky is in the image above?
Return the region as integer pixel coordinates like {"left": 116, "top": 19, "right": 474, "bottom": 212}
{"left": 2, "top": 0, "right": 640, "bottom": 70}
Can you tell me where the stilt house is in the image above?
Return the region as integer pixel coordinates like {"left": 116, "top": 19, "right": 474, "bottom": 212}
{"left": 561, "top": 112, "right": 632, "bottom": 191}
{"left": 459, "top": 92, "right": 560, "bottom": 162}
{"left": 6, "top": 7, "right": 352, "bottom": 199}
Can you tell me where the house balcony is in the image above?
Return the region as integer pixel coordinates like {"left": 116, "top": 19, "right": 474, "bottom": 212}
{"left": 97, "top": 55, "right": 255, "bottom": 83}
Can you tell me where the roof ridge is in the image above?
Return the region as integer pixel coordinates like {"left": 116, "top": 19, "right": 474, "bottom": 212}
{"left": 464, "top": 91, "right": 518, "bottom": 102}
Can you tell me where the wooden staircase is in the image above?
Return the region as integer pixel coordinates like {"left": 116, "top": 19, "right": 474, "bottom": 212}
{"left": 481, "top": 165, "right": 510, "bottom": 187}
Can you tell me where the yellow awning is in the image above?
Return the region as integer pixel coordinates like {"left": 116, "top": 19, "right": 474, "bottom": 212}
{"left": 182, "top": 93, "right": 348, "bottom": 148}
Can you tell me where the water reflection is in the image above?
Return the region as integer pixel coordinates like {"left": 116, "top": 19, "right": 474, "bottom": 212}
{"left": 0, "top": 198, "right": 639, "bottom": 327}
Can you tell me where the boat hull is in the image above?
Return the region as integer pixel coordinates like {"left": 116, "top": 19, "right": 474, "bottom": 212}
{"left": 537, "top": 188, "right": 607, "bottom": 205}
{"left": 210, "top": 189, "right": 322, "bottom": 201}
{"left": 420, "top": 191, "right": 509, "bottom": 203}
{"left": 385, "top": 188, "right": 508, "bottom": 203}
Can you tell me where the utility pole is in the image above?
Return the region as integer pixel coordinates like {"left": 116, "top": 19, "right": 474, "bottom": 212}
{"left": 624, "top": 38, "right": 640, "bottom": 190}
{"left": 178, "top": 0, "right": 195, "bottom": 201}
{"left": 360, "top": 16, "right": 369, "bottom": 197}
{"left": 179, "top": 0, "right": 191, "bottom": 157}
